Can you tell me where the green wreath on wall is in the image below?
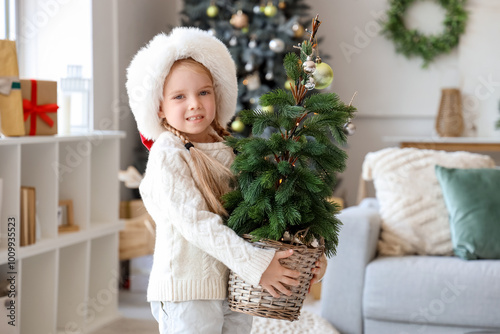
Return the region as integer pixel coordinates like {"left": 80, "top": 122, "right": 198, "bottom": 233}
{"left": 382, "top": 0, "right": 468, "bottom": 68}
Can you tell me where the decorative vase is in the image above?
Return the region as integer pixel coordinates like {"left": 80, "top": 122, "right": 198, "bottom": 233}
{"left": 435, "top": 88, "right": 464, "bottom": 137}
{"left": 228, "top": 235, "right": 323, "bottom": 321}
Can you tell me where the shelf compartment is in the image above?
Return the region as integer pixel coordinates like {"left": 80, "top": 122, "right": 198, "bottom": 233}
{"left": 57, "top": 242, "right": 89, "bottom": 332}
{"left": 58, "top": 140, "right": 91, "bottom": 231}
{"left": 21, "top": 143, "right": 58, "bottom": 240}
{"left": 0, "top": 145, "right": 21, "bottom": 252}
{"left": 88, "top": 234, "right": 119, "bottom": 328}
{"left": 90, "top": 138, "right": 119, "bottom": 226}
{"left": 20, "top": 250, "right": 57, "bottom": 334}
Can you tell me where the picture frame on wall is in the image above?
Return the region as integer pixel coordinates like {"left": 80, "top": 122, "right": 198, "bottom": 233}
{"left": 58, "top": 200, "right": 78, "bottom": 233}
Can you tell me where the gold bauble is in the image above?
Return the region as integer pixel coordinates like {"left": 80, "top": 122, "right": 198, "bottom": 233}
{"left": 292, "top": 23, "right": 305, "bottom": 38}
{"left": 312, "top": 62, "right": 334, "bottom": 89}
{"left": 284, "top": 78, "right": 295, "bottom": 90}
{"left": 264, "top": 3, "right": 278, "bottom": 17}
{"left": 262, "top": 105, "right": 274, "bottom": 113}
{"left": 206, "top": 5, "right": 219, "bottom": 18}
{"left": 231, "top": 119, "right": 245, "bottom": 132}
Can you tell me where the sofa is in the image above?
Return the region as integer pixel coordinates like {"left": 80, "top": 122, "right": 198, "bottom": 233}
{"left": 320, "top": 198, "right": 500, "bottom": 334}
{"left": 320, "top": 147, "right": 500, "bottom": 334}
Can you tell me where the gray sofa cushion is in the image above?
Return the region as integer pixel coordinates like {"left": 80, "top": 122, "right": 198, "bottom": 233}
{"left": 363, "top": 256, "right": 500, "bottom": 329}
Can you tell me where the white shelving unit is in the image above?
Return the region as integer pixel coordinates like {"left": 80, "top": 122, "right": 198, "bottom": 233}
{"left": 0, "top": 131, "right": 125, "bottom": 334}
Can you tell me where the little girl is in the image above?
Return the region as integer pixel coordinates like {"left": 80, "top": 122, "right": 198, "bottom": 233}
{"left": 126, "top": 27, "right": 326, "bottom": 333}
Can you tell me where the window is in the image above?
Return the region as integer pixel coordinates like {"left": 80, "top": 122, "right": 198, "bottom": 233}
{"left": 14, "top": 0, "right": 93, "bottom": 133}
{"left": 0, "top": 0, "right": 16, "bottom": 40}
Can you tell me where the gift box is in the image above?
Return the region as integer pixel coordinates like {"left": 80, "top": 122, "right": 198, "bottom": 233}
{"left": 0, "top": 40, "right": 25, "bottom": 137}
{"left": 21, "top": 79, "right": 59, "bottom": 136}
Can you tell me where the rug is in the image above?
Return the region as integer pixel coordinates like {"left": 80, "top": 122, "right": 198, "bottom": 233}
{"left": 251, "top": 310, "right": 339, "bottom": 334}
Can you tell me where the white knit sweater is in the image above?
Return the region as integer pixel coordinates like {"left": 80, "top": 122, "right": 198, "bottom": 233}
{"left": 140, "top": 131, "right": 275, "bottom": 302}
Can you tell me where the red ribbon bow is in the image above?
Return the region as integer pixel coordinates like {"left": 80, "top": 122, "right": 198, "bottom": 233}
{"left": 23, "top": 79, "right": 59, "bottom": 136}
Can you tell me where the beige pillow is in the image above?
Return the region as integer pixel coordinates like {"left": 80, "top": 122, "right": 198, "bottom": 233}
{"left": 362, "top": 147, "right": 495, "bottom": 256}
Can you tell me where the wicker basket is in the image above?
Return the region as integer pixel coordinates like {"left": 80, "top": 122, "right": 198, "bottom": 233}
{"left": 435, "top": 88, "right": 464, "bottom": 137}
{"left": 228, "top": 236, "right": 324, "bottom": 321}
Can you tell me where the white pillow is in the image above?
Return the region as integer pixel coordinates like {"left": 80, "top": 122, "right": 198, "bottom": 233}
{"left": 362, "top": 147, "right": 495, "bottom": 256}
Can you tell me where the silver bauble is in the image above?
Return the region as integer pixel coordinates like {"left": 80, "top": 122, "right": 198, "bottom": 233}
{"left": 305, "top": 81, "right": 316, "bottom": 90}
{"left": 303, "top": 56, "right": 316, "bottom": 74}
{"left": 343, "top": 121, "right": 356, "bottom": 135}
{"left": 229, "top": 36, "right": 238, "bottom": 46}
{"left": 245, "top": 62, "right": 254, "bottom": 72}
{"left": 269, "top": 38, "right": 285, "bottom": 53}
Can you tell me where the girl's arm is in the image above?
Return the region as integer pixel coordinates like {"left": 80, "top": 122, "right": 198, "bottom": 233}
{"left": 143, "top": 150, "right": 277, "bottom": 287}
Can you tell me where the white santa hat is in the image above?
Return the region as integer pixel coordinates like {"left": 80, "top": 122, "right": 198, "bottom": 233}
{"left": 126, "top": 27, "right": 238, "bottom": 141}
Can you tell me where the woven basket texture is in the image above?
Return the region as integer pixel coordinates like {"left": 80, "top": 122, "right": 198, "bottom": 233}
{"left": 228, "top": 236, "right": 323, "bottom": 321}
{"left": 435, "top": 88, "right": 464, "bottom": 137}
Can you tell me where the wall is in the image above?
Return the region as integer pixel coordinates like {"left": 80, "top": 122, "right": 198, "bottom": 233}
{"left": 308, "top": 0, "right": 500, "bottom": 206}
{"left": 104, "top": 0, "right": 500, "bottom": 204}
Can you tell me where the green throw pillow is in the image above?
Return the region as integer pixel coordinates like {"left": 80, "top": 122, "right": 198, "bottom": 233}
{"left": 435, "top": 165, "right": 500, "bottom": 260}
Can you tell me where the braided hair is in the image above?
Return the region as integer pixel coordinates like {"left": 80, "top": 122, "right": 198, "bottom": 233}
{"left": 159, "top": 58, "right": 233, "bottom": 216}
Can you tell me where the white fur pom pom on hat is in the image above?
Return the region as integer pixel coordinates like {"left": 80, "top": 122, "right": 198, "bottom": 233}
{"left": 126, "top": 27, "right": 238, "bottom": 141}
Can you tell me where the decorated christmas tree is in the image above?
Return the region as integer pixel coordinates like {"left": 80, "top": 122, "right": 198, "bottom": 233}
{"left": 180, "top": 0, "right": 316, "bottom": 135}
{"left": 223, "top": 15, "right": 356, "bottom": 257}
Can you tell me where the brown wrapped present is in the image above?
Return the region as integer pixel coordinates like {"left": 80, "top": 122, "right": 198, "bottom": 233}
{"left": 0, "top": 40, "right": 25, "bottom": 136}
{"left": 21, "top": 79, "right": 59, "bottom": 136}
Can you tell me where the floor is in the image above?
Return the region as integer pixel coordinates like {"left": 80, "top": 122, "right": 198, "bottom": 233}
{"left": 91, "top": 289, "right": 323, "bottom": 334}
{"left": 90, "top": 256, "right": 323, "bottom": 334}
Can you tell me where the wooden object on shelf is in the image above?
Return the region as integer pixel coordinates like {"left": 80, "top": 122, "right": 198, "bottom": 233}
{"left": 20, "top": 79, "right": 59, "bottom": 136}
{"left": 119, "top": 199, "right": 155, "bottom": 261}
{"left": 435, "top": 88, "right": 464, "bottom": 137}
{"left": 20, "top": 186, "right": 36, "bottom": 246}
{"left": 58, "top": 199, "right": 79, "bottom": 233}
{"left": 0, "top": 39, "right": 25, "bottom": 137}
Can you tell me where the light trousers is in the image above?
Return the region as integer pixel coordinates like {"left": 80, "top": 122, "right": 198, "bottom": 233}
{"left": 151, "top": 299, "right": 253, "bottom": 334}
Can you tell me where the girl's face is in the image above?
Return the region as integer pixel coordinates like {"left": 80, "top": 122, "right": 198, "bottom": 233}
{"left": 159, "top": 64, "right": 216, "bottom": 143}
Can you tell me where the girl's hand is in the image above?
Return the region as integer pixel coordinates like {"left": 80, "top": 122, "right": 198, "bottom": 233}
{"left": 308, "top": 253, "right": 327, "bottom": 293}
{"left": 260, "top": 249, "right": 301, "bottom": 298}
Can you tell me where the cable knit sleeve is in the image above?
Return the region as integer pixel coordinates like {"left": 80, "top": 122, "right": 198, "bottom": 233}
{"left": 144, "top": 149, "right": 275, "bottom": 286}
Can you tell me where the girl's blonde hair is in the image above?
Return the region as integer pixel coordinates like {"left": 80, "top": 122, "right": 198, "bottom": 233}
{"left": 161, "top": 58, "right": 233, "bottom": 216}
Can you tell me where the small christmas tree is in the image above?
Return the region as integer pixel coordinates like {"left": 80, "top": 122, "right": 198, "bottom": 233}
{"left": 223, "top": 15, "right": 356, "bottom": 257}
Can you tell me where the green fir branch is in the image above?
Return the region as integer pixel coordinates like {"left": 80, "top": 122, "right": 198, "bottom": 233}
{"left": 303, "top": 93, "right": 341, "bottom": 114}
{"left": 260, "top": 89, "right": 296, "bottom": 107}
{"left": 283, "top": 53, "right": 302, "bottom": 82}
